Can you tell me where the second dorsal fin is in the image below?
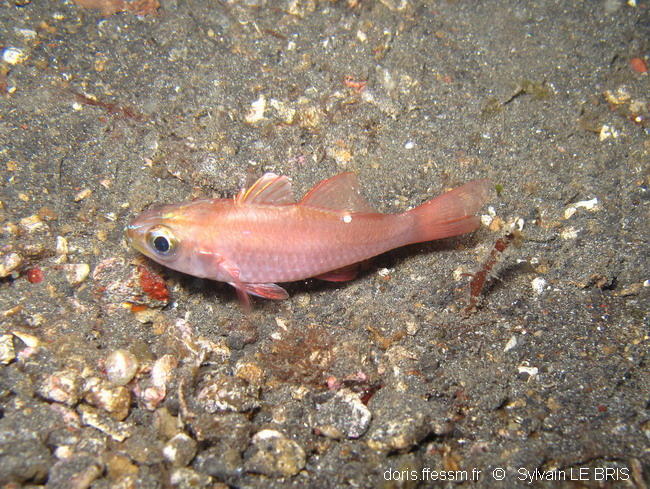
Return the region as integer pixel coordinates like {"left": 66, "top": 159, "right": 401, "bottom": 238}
{"left": 235, "top": 173, "right": 294, "bottom": 205}
{"left": 299, "top": 172, "right": 376, "bottom": 213}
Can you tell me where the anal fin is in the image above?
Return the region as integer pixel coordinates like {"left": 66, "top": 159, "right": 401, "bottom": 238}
{"left": 315, "top": 264, "right": 359, "bottom": 282}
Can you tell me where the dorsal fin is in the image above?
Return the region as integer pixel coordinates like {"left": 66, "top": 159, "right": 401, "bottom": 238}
{"left": 235, "top": 173, "right": 294, "bottom": 205}
{"left": 299, "top": 172, "right": 376, "bottom": 213}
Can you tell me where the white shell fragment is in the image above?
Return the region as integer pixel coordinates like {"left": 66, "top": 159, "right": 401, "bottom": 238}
{"left": 151, "top": 354, "right": 178, "bottom": 389}
{"left": 269, "top": 98, "right": 296, "bottom": 124}
{"left": 15, "top": 28, "right": 37, "bottom": 39}
{"left": 564, "top": 197, "right": 598, "bottom": 219}
{"left": 74, "top": 188, "right": 93, "bottom": 202}
{"left": 531, "top": 277, "right": 547, "bottom": 294}
{"left": 560, "top": 226, "right": 579, "bottom": 240}
{"left": 55, "top": 236, "right": 69, "bottom": 264}
{"left": 518, "top": 365, "right": 539, "bottom": 378}
{"left": 245, "top": 95, "right": 267, "bottom": 124}
{"left": 19, "top": 214, "right": 45, "bottom": 233}
{"left": 2, "top": 47, "right": 28, "bottom": 65}
{"left": 0, "top": 253, "right": 23, "bottom": 278}
{"left": 78, "top": 404, "right": 134, "bottom": 442}
{"left": 599, "top": 124, "right": 619, "bottom": 141}
{"left": 12, "top": 330, "right": 41, "bottom": 348}
{"left": 480, "top": 205, "right": 497, "bottom": 227}
{"left": 503, "top": 335, "right": 517, "bottom": 352}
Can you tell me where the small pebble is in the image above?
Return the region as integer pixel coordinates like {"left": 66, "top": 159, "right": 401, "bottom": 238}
{"left": 0, "top": 252, "right": 23, "bottom": 278}
{"left": 192, "top": 445, "right": 244, "bottom": 480}
{"left": 26, "top": 267, "right": 44, "bottom": 284}
{"left": 38, "top": 370, "right": 82, "bottom": 406}
{"left": 105, "top": 349, "right": 139, "bottom": 386}
{"left": 630, "top": 57, "right": 648, "bottom": 74}
{"left": 245, "top": 429, "right": 306, "bottom": 477}
{"left": 64, "top": 263, "right": 90, "bottom": 285}
{"left": 140, "top": 385, "right": 167, "bottom": 410}
{"left": 163, "top": 433, "right": 198, "bottom": 467}
{"left": 154, "top": 407, "right": 180, "bottom": 440}
{"left": 269, "top": 98, "right": 296, "bottom": 124}
{"left": 169, "top": 467, "right": 214, "bottom": 488}
{"left": 78, "top": 405, "right": 134, "bottom": 442}
{"left": 604, "top": 87, "right": 631, "bottom": 105}
{"left": 379, "top": 0, "right": 409, "bottom": 11}
{"left": 366, "top": 389, "right": 433, "bottom": 452}
{"left": 0, "top": 334, "right": 15, "bottom": 364}
{"left": 47, "top": 455, "right": 103, "bottom": 489}
{"left": 54, "top": 445, "right": 74, "bottom": 460}
{"left": 105, "top": 453, "right": 138, "bottom": 480}
{"left": 313, "top": 389, "right": 372, "bottom": 439}
{"left": 560, "top": 227, "right": 579, "bottom": 240}
{"left": 19, "top": 214, "right": 45, "bottom": 232}
{"left": 84, "top": 378, "right": 131, "bottom": 420}
{"left": 188, "top": 411, "right": 251, "bottom": 445}
{"left": 234, "top": 361, "right": 264, "bottom": 386}
{"left": 139, "top": 354, "right": 177, "bottom": 410}
{"left": 133, "top": 307, "right": 161, "bottom": 324}
{"left": 196, "top": 375, "right": 260, "bottom": 413}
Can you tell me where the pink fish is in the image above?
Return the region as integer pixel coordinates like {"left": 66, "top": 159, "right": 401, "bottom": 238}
{"left": 126, "top": 173, "right": 491, "bottom": 306}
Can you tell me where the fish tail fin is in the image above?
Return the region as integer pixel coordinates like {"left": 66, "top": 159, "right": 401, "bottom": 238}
{"left": 406, "top": 179, "right": 493, "bottom": 243}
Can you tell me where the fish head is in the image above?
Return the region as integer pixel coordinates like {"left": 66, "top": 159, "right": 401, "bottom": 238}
{"left": 125, "top": 200, "right": 220, "bottom": 277}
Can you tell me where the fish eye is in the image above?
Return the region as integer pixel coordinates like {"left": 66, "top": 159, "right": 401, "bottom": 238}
{"left": 146, "top": 226, "right": 177, "bottom": 256}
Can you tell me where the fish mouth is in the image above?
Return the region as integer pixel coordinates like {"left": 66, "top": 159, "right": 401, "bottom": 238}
{"left": 124, "top": 222, "right": 148, "bottom": 254}
{"left": 124, "top": 204, "right": 174, "bottom": 255}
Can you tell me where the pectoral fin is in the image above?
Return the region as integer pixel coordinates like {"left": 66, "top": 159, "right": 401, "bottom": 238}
{"left": 215, "top": 255, "right": 288, "bottom": 309}
{"left": 239, "top": 282, "right": 289, "bottom": 300}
